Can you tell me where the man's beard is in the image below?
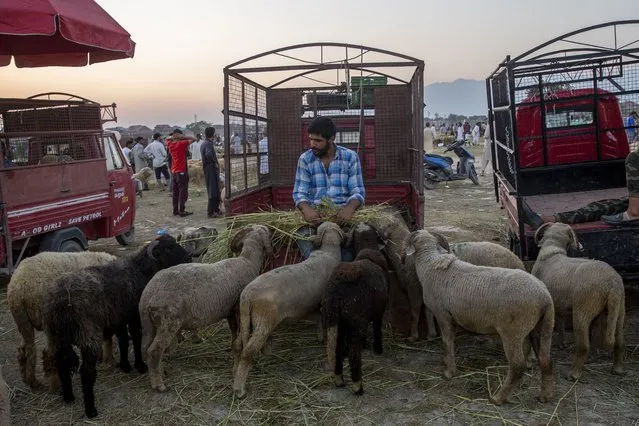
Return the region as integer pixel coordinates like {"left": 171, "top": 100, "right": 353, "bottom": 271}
{"left": 312, "top": 144, "right": 330, "bottom": 158}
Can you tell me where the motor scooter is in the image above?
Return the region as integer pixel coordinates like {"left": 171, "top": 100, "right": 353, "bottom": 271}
{"left": 423, "top": 139, "right": 479, "bottom": 189}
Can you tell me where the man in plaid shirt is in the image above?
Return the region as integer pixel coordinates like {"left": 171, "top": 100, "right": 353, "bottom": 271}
{"left": 293, "top": 116, "right": 365, "bottom": 260}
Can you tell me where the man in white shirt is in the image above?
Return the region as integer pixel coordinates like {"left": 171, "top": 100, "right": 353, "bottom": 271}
{"left": 145, "top": 133, "right": 170, "bottom": 190}
{"left": 258, "top": 133, "right": 269, "bottom": 175}
{"left": 423, "top": 122, "right": 434, "bottom": 154}
{"left": 472, "top": 123, "right": 481, "bottom": 146}
{"left": 456, "top": 123, "right": 464, "bottom": 142}
{"left": 430, "top": 124, "right": 437, "bottom": 139}
{"left": 122, "top": 139, "right": 133, "bottom": 166}
{"left": 189, "top": 133, "right": 203, "bottom": 161}
{"left": 232, "top": 132, "right": 242, "bottom": 154}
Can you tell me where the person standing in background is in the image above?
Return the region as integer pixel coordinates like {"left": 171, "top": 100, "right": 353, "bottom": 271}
{"left": 145, "top": 133, "right": 170, "bottom": 191}
{"left": 423, "top": 122, "right": 434, "bottom": 154}
{"left": 258, "top": 131, "right": 269, "bottom": 184}
{"left": 122, "top": 139, "right": 134, "bottom": 167}
{"left": 201, "top": 127, "right": 223, "bottom": 218}
{"left": 132, "top": 137, "right": 150, "bottom": 189}
{"left": 480, "top": 123, "right": 493, "bottom": 176}
{"left": 167, "top": 129, "right": 196, "bottom": 217}
{"left": 190, "top": 133, "right": 203, "bottom": 160}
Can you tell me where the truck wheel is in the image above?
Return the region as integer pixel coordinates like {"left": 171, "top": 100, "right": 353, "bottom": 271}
{"left": 116, "top": 228, "right": 135, "bottom": 246}
{"left": 59, "top": 239, "right": 84, "bottom": 252}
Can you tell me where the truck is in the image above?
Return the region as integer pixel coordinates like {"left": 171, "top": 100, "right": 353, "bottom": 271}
{"left": 221, "top": 43, "right": 425, "bottom": 335}
{"left": 486, "top": 21, "right": 639, "bottom": 278}
{"left": 0, "top": 93, "right": 136, "bottom": 275}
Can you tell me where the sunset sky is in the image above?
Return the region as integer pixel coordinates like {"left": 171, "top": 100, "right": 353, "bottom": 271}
{"left": 0, "top": 0, "right": 636, "bottom": 127}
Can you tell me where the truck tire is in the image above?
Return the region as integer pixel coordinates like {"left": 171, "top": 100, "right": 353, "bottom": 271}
{"left": 58, "top": 239, "right": 84, "bottom": 252}
{"left": 116, "top": 228, "right": 135, "bottom": 246}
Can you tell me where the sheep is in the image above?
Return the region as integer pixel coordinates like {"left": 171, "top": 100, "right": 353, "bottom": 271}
{"left": 323, "top": 225, "right": 389, "bottom": 395}
{"left": 7, "top": 251, "right": 117, "bottom": 390}
{"left": 42, "top": 235, "right": 191, "bottom": 419}
{"left": 39, "top": 154, "right": 74, "bottom": 164}
{"left": 368, "top": 212, "right": 439, "bottom": 341}
{"left": 404, "top": 230, "right": 555, "bottom": 405}
{"left": 0, "top": 365, "right": 10, "bottom": 426}
{"left": 531, "top": 223, "right": 625, "bottom": 380}
{"left": 132, "top": 166, "right": 154, "bottom": 197}
{"left": 370, "top": 213, "right": 527, "bottom": 342}
{"left": 232, "top": 221, "right": 347, "bottom": 398}
{"left": 176, "top": 226, "right": 219, "bottom": 261}
{"left": 139, "top": 225, "right": 272, "bottom": 392}
{"left": 450, "top": 241, "right": 526, "bottom": 271}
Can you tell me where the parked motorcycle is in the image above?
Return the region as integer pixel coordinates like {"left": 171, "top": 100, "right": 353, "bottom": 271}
{"left": 423, "top": 140, "right": 479, "bottom": 189}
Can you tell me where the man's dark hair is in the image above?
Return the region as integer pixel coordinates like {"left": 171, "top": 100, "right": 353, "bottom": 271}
{"left": 126, "top": 139, "right": 134, "bottom": 147}
{"left": 172, "top": 128, "right": 184, "bottom": 135}
{"left": 307, "top": 116, "right": 337, "bottom": 141}
{"left": 153, "top": 132, "right": 161, "bottom": 140}
{"left": 205, "top": 127, "right": 216, "bottom": 138}
{"left": 135, "top": 136, "right": 143, "bottom": 142}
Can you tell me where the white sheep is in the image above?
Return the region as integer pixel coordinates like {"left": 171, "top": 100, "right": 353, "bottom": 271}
{"left": 232, "top": 221, "right": 347, "bottom": 398}
{"left": 139, "top": 225, "right": 272, "bottom": 392}
{"left": 370, "top": 213, "right": 527, "bottom": 342}
{"left": 0, "top": 365, "right": 10, "bottom": 426}
{"left": 404, "top": 230, "right": 555, "bottom": 405}
{"left": 176, "top": 226, "right": 218, "bottom": 261}
{"left": 531, "top": 223, "right": 626, "bottom": 380}
{"left": 7, "top": 251, "right": 117, "bottom": 389}
{"left": 450, "top": 241, "right": 526, "bottom": 271}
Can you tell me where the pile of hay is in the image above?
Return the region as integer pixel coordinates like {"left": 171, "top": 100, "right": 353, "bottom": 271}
{"left": 200, "top": 199, "right": 394, "bottom": 264}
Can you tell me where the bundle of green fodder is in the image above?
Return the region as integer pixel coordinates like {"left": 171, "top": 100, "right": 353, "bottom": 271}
{"left": 200, "top": 199, "right": 394, "bottom": 264}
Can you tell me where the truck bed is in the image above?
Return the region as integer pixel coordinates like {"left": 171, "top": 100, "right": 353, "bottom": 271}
{"left": 523, "top": 187, "right": 627, "bottom": 234}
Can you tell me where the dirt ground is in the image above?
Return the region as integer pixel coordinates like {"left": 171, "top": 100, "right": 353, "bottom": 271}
{"left": 1, "top": 146, "right": 638, "bottom": 425}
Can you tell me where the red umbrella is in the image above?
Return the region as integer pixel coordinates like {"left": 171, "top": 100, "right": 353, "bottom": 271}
{"left": 0, "top": 0, "right": 135, "bottom": 68}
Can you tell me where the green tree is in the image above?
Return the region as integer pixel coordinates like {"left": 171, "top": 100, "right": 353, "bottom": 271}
{"left": 185, "top": 120, "right": 215, "bottom": 136}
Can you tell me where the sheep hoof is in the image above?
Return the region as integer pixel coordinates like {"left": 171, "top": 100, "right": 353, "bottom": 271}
{"left": 119, "top": 361, "right": 132, "bottom": 373}
{"left": 62, "top": 392, "right": 75, "bottom": 403}
{"left": 612, "top": 366, "right": 625, "bottom": 376}
{"left": 489, "top": 396, "right": 504, "bottom": 406}
{"left": 234, "top": 388, "right": 247, "bottom": 399}
{"left": 406, "top": 336, "right": 417, "bottom": 343}
{"left": 333, "top": 374, "right": 345, "bottom": 388}
{"left": 373, "top": 345, "right": 383, "bottom": 355}
{"left": 135, "top": 361, "right": 148, "bottom": 374}
{"left": 568, "top": 371, "right": 582, "bottom": 381}
{"left": 538, "top": 393, "right": 552, "bottom": 403}
{"left": 85, "top": 407, "right": 98, "bottom": 419}
{"left": 443, "top": 370, "right": 455, "bottom": 380}
{"left": 351, "top": 381, "right": 364, "bottom": 395}
{"left": 153, "top": 384, "right": 167, "bottom": 393}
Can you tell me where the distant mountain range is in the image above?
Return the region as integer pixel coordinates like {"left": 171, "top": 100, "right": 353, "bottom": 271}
{"left": 425, "top": 79, "right": 488, "bottom": 117}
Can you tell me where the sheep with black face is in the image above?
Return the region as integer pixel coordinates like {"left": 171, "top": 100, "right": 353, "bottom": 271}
{"left": 42, "top": 235, "right": 191, "bottom": 419}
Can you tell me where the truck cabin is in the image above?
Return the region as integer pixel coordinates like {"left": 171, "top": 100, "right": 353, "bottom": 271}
{"left": 486, "top": 20, "right": 639, "bottom": 278}
{"left": 222, "top": 43, "right": 425, "bottom": 267}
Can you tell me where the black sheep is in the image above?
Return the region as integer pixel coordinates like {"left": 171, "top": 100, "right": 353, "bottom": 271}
{"left": 43, "top": 235, "right": 191, "bottom": 418}
{"left": 322, "top": 225, "right": 389, "bottom": 395}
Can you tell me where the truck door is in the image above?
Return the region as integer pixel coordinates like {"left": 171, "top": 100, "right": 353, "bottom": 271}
{"left": 102, "top": 134, "right": 135, "bottom": 236}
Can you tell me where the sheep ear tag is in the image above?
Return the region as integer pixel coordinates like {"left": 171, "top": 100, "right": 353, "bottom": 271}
{"left": 405, "top": 244, "right": 416, "bottom": 257}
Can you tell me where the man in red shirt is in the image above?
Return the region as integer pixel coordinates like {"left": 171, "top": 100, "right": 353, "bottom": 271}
{"left": 167, "top": 129, "right": 196, "bottom": 217}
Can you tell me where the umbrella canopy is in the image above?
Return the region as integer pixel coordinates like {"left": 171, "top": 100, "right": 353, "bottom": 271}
{"left": 0, "top": 0, "right": 135, "bottom": 68}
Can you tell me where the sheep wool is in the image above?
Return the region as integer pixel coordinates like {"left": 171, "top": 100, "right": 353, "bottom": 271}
{"left": 43, "top": 236, "right": 192, "bottom": 419}
{"left": 232, "top": 221, "right": 346, "bottom": 398}
{"left": 531, "top": 223, "right": 625, "bottom": 380}
{"left": 406, "top": 230, "right": 555, "bottom": 405}
{"left": 7, "top": 251, "right": 116, "bottom": 390}
{"left": 139, "top": 225, "right": 272, "bottom": 392}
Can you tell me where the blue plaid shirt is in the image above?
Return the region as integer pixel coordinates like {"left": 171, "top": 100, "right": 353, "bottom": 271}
{"left": 293, "top": 145, "right": 365, "bottom": 207}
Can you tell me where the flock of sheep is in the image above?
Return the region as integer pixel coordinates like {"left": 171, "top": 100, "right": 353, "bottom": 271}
{"left": 0, "top": 208, "right": 628, "bottom": 422}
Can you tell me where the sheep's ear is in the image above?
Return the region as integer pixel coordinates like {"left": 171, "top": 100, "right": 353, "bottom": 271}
{"left": 431, "top": 232, "right": 450, "bottom": 253}
{"left": 569, "top": 228, "right": 583, "bottom": 252}
{"left": 534, "top": 223, "right": 552, "bottom": 246}
{"left": 404, "top": 244, "right": 416, "bottom": 257}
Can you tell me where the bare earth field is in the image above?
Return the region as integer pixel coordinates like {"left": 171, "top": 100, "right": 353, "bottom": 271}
{"left": 1, "top": 147, "right": 638, "bottom": 425}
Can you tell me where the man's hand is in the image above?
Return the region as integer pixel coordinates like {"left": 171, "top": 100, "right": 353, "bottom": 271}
{"left": 335, "top": 205, "right": 356, "bottom": 226}
{"left": 300, "top": 203, "right": 322, "bottom": 226}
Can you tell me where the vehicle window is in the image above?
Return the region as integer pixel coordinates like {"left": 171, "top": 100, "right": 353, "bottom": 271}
{"left": 103, "top": 137, "right": 123, "bottom": 170}
{"left": 545, "top": 109, "right": 594, "bottom": 129}
{"left": 335, "top": 130, "right": 360, "bottom": 147}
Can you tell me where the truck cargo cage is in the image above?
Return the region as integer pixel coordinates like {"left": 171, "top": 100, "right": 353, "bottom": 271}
{"left": 486, "top": 20, "right": 639, "bottom": 277}
{"left": 222, "top": 42, "right": 424, "bottom": 230}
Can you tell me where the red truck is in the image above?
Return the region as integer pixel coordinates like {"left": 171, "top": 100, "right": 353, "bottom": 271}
{"left": 0, "top": 93, "right": 136, "bottom": 275}
{"left": 486, "top": 21, "right": 639, "bottom": 278}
